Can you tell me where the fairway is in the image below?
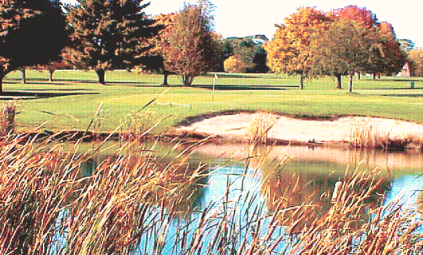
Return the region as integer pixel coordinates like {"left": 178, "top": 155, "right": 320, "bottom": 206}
{"left": 3, "top": 70, "right": 423, "bottom": 134}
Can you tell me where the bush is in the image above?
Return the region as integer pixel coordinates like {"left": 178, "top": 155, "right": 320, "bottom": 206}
{"left": 224, "top": 55, "right": 253, "bottom": 73}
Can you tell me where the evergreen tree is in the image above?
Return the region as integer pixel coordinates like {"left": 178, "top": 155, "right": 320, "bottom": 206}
{"left": 0, "top": 0, "right": 68, "bottom": 92}
{"left": 66, "top": 0, "right": 161, "bottom": 84}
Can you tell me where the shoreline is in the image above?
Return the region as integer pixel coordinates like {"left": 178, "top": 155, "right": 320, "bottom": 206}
{"left": 10, "top": 112, "right": 423, "bottom": 152}
{"left": 172, "top": 112, "right": 423, "bottom": 151}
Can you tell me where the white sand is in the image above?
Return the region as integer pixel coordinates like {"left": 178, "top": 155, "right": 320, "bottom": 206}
{"left": 175, "top": 113, "right": 423, "bottom": 144}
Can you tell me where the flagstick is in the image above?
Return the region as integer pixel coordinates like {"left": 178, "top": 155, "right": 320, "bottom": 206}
{"left": 212, "top": 73, "right": 216, "bottom": 102}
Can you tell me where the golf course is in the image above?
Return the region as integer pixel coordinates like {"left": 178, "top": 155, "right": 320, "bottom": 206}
{"left": 4, "top": 70, "right": 423, "bottom": 135}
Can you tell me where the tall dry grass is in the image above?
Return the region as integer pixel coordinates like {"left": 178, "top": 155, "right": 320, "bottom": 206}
{"left": 1, "top": 110, "right": 422, "bottom": 253}
{"left": 0, "top": 135, "right": 84, "bottom": 254}
{"left": 246, "top": 112, "right": 279, "bottom": 145}
{"left": 349, "top": 118, "right": 388, "bottom": 149}
{"left": 0, "top": 101, "right": 17, "bottom": 136}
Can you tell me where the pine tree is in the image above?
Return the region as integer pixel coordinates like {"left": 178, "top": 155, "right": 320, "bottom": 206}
{"left": 66, "top": 0, "right": 161, "bottom": 84}
{"left": 0, "top": 0, "right": 68, "bottom": 92}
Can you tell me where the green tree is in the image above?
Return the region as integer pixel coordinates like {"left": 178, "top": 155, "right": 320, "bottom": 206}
{"left": 310, "top": 19, "right": 373, "bottom": 92}
{"left": 66, "top": 0, "right": 160, "bottom": 84}
{"left": 163, "top": 2, "right": 217, "bottom": 86}
{"left": 265, "top": 7, "right": 332, "bottom": 89}
{"left": 0, "top": 0, "right": 68, "bottom": 92}
{"left": 398, "top": 39, "right": 415, "bottom": 51}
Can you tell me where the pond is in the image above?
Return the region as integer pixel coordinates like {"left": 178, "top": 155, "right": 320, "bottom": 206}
{"left": 50, "top": 142, "right": 423, "bottom": 254}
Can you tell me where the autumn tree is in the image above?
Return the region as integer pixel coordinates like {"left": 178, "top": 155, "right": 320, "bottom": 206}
{"left": 224, "top": 55, "right": 250, "bottom": 73}
{"left": 265, "top": 7, "right": 332, "bottom": 89}
{"left": 0, "top": 0, "right": 68, "bottom": 92}
{"left": 335, "top": 5, "right": 376, "bottom": 29}
{"left": 66, "top": 0, "right": 161, "bottom": 84}
{"left": 335, "top": 6, "right": 406, "bottom": 79}
{"left": 366, "top": 22, "right": 406, "bottom": 78}
{"left": 409, "top": 48, "right": 423, "bottom": 76}
{"left": 163, "top": 2, "right": 217, "bottom": 86}
{"left": 310, "top": 19, "right": 373, "bottom": 92}
{"left": 139, "top": 13, "right": 176, "bottom": 86}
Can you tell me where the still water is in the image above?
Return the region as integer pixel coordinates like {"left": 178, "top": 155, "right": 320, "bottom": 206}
{"left": 51, "top": 143, "right": 423, "bottom": 254}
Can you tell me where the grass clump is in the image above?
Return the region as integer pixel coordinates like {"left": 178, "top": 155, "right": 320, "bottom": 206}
{"left": 349, "top": 118, "right": 386, "bottom": 149}
{"left": 246, "top": 112, "right": 279, "bottom": 145}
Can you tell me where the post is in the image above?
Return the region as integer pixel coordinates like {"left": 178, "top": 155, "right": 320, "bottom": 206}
{"left": 212, "top": 73, "right": 217, "bottom": 102}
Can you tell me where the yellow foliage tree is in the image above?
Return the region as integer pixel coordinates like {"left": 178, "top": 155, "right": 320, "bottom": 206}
{"left": 264, "top": 7, "right": 332, "bottom": 89}
{"left": 224, "top": 55, "right": 253, "bottom": 73}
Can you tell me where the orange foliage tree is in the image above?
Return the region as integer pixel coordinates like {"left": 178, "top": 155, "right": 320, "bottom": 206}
{"left": 335, "top": 6, "right": 405, "bottom": 79}
{"left": 264, "top": 7, "right": 332, "bottom": 89}
{"left": 163, "top": 2, "right": 218, "bottom": 86}
{"left": 335, "top": 5, "right": 376, "bottom": 29}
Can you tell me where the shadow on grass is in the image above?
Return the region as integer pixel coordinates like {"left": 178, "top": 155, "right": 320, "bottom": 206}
{"left": 5, "top": 78, "right": 157, "bottom": 86}
{"left": 191, "top": 84, "right": 297, "bottom": 90}
{"left": 362, "top": 87, "right": 423, "bottom": 90}
{"left": 381, "top": 93, "right": 423, "bottom": 97}
{"left": 373, "top": 78, "right": 423, "bottom": 82}
{"left": 0, "top": 91, "right": 98, "bottom": 100}
{"left": 20, "top": 88, "right": 96, "bottom": 92}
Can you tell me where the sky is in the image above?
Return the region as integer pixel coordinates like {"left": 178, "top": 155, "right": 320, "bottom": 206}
{"left": 62, "top": 0, "right": 423, "bottom": 48}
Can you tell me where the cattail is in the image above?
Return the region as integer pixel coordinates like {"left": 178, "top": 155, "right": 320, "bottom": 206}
{"left": 332, "top": 181, "right": 343, "bottom": 202}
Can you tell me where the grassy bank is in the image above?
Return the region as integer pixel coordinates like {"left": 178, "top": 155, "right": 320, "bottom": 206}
{"left": 3, "top": 70, "right": 423, "bottom": 134}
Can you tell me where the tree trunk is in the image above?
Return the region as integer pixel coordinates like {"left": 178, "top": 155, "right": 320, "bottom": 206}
{"left": 357, "top": 72, "right": 361, "bottom": 80}
{"left": 349, "top": 71, "right": 354, "bottom": 93}
{"left": 372, "top": 73, "right": 376, "bottom": 80}
{"left": 0, "top": 68, "right": 3, "bottom": 94}
{"left": 336, "top": 74, "right": 342, "bottom": 89}
{"left": 162, "top": 72, "right": 169, "bottom": 86}
{"left": 21, "top": 68, "right": 26, "bottom": 84}
{"left": 300, "top": 76, "right": 304, "bottom": 90}
{"left": 182, "top": 75, "right": 194, "bottom": 86}
{"left": 378, "top": 74, "right": 381, "bottom": 79}
{"left": 49, "top": 70, "right": 54, "bottom": 82}
{"left": 96, "top": 69, "right": 106, "bottom": 84}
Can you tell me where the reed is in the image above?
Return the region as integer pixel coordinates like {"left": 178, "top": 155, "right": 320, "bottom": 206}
{"left": 349, "top": 118, "right": 386, "bottom": 149}
{"left": 246, "top": 112, "right": 279, "bottom": 145}
{"left": 0, "top": 135, "right": 85, "bottom": 254}
{"left": 1, "top": 125, "right": 422, "bottom": 254}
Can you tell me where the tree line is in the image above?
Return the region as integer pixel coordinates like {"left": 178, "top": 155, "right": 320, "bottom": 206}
{"left": 0, "top": 0, "right": 221, "bottom": 91}
{"left": 265, "top": 6, "right": 409, "bottom": 91}
{"left": 0, "top": 1, "right": 420, "bottom": 93}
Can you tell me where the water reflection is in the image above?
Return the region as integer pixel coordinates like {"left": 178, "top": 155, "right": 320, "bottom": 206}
{"left": 57, "top": 142, "right": 423, "bottom": 254}
{"left": 79, "top": 143, "right": 423, "bottom": 221}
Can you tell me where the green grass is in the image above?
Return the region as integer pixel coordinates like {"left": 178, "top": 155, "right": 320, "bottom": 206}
{"left": 3, "top": 70, "right": 423, "bottom": 134}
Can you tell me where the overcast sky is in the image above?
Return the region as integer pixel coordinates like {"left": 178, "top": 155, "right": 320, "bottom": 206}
{"left": 62, "top": 0, "right": 423, "bottom": 48}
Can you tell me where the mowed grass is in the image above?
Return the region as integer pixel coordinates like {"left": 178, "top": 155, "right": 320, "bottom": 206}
{"left": 3, "top": 69, "right": 423, "bottom": 133}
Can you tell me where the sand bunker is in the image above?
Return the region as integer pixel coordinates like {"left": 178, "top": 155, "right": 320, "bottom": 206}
{"left": 175, "top": 113, "right": 423, "bottom": 147}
